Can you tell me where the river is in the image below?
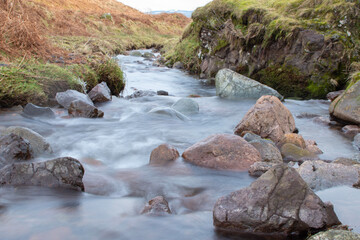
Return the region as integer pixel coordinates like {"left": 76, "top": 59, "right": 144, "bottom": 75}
{"left": 0, "top": 50, "right": 359, "bottom": 240}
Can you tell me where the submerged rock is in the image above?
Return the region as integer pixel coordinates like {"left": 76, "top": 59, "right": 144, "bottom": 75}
{"left": 234, "top": 95, "right": 296, "bottom": 143}
{"left": 182, "top": 134, "right": 261, "bottom": 171}
{"left": 213, "top": 165, "right": 340, "bottom": 236}
{"left": 0, "top": 134, "right": 32, "bottom": 167}
{"left": 308, "top": 230, "right": 360, "bottom": 240}
{"left": 149, "top": 144, "right": 180, "bottom": 165}
{"left": 88, "top": 82, "right": 112, "bottom": 103}
{"left": 0, "top": 126, "right": 52, "bottom": 156}
{"left": 68, "top": 100, "right": 104, "bottom": 118}
{"left": 130, "top": 51, "right": 142, "bottom": 57}
{"left": 171, "top": 98, "right": 199, "bottom": 115}
{"left": 157, "top": 90, "right": 169, "bottom": 96}
{"left": 297, "top": 160, "right": 360, "bottom": 191}
{"left": 354, "top": 134, "right": 360, "bottom": 151}
{"left": 141, "top": 196, "right": 172, "bottom": 215}
{"left": 56, "top": 90, "right": 94, "bottom": 109}
{"left": 330, "top": 81, "right": 360, "bottom": 125}
{"left": 215, "top": 69, "right": 283, "bottom": 100}
{"left": 126, "top": 90, "right": 156, "bottom": 99}
{"left": 148, "top": 107, "right": 189, "bottom": 121}
{"left": 23, "top": 103, "right": 56, "bottom": 118}
{"left": 0, "top": 157, "right": 85, "bottom": 191}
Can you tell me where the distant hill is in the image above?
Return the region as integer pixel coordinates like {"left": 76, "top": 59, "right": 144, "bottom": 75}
{"left": 150, "top": 10, "right": 193, "bottom": 18}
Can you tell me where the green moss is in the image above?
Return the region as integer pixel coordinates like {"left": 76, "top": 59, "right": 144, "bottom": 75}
{"left": 213, "top": 38, "right": 230, "bottom": 53}
{"left": 95, "top": 59, "right": 125, "bottom": 96}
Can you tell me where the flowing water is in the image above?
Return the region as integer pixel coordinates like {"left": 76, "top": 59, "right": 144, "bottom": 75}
{"left": 0, "top": 50, "right": 359, "bottom": 240}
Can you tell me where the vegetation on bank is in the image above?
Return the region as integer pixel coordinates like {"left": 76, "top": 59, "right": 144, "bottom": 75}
{"left": 0, "top": 0, "right": 189, "bottom": 107}
{"left": 166, "top": 0, "right": 360, "bottom": 99}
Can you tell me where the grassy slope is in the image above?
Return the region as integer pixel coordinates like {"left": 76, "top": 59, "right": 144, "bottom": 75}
{"left": 166, "top": 0, "right": 360, "bottom": 96}
{"left": 0, "top": 0, "right": 190, "bottom": 107}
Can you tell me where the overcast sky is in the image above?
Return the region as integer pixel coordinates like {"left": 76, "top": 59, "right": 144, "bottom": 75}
{"left": 118, "top": 0, "right": 212, "bottom": 12}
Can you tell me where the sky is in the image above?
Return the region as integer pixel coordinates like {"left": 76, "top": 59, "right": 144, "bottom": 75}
{"left": 118, "top": 0, "right": 212, "bottom": 12}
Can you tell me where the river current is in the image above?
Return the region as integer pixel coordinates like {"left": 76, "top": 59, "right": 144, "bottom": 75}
{"left": 0, "top": 50, "right": 359, "bottom": 240}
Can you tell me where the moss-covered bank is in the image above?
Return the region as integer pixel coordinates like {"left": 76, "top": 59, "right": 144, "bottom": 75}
{"left": 166, "top": 0, "right": 360, "bottom": 99}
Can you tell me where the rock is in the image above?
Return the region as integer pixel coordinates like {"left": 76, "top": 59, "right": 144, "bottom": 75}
{"left": 88, "top": 82, "right": 112, "bottom": 103}
{"left": 250, "top": 139, "right": 283, "bottom": 163}
{"left": 248, "top": 162, "right": 279, "bottom": 177}
{"left": 354, "top": 134, "right": 360, "bottom": 151}
{"left": 297, "top": 160, "right": 360, "bottom": 191}
{"left": 280, "top": 143, "right": 317, "bottom": 161}
{"left": 305, "top": 140, "right": 323, "bottom": 155}
{"left": 0, "top": 157, "right": 85, "bottom": 191}
{"left": 23, "top": 103, "right": 56, "bottom": 118}
{"left": 243, "top": 132, "right": 262, "bottom": 142}
{"left": 173, "top": 61, "right": 184, "bottom": 69}
{"left": 234, "top": 95, "right": 296, "bottom": 143}
{"left": 130, "top": 51, "right": 142, "bottom": 57}
{"left": 56, "top": 90, "right": 94, "bottom": 109}
{"left": 327, "top": 90, "right": 345, "bottom": 102}
{"left": 330, "top": 81, "right": 360, "bottom": 125}
{"left": 213, "top": 165, "right": 341, "bottom": 236}
{"left": 278, "top": 133, "right": 306, "bottom": 149}
{"left": 171, "top": 98, "right": 199, "bottom": 115}
{"left": 182, "top": 134, "right": 261, "bottom": 171}
{"left": 68, "top": 100, "right": 104, "bottom": 118}
{"left": 149, "top": 144, "right": 180, "bottom": 165}
{"left": 126, "top": 90, "right": 156, "bottom": 99}
{"left": 0, "top": 126, "right": 52, "bottom": 156}
{"left": 141, "top": 196, "right": 172, "bottom": 215}
{"left": 296, "top": 113, "right": 320, "bottom": 119}
{"left": 0, "top": 134, "right": 32, "bottom": 167}
{"left": 148, "top": 107, "right": 189, "bottom": 121}
{"left": 215, "top": 69, "right": 283, "bottom": 100}
{"left": 142, "top": 52, "right": 155, "bottom": 59}
{"left": 342, "top": 125, "right": 360, "bottom": 137}
{"left": 157, "top": 90, "right": 169, "bottom": 96}
{"left": 333, "top": 157, "right": 360, "bottom": 166}
{"left": 308, "top": 230, "right": 360, "bottom": 240}
{"left": 313, "top": 116, "right": 331, "bottom": 125}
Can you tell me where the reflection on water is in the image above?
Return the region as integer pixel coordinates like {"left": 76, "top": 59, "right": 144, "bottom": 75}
{"left": 0, "top": 50, "right": 358, "bottom": 239}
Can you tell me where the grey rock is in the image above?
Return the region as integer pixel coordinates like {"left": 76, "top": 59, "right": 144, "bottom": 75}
{"left": 68, "top": 100, "right": 104, "bottom": 118}
{"left": 342, "top": 125, "right": 360, "bottom": 137}
{"left": 142, "top": 52, "right": 155, "bottom": 59}
{"left": 297, "top": 160, "right": 360, "bottom": 191}
{"left": 23, "top": 103, "right": 56, "bottom": 118}
{"left": 126, "top": 90, "right": 156, "bottom": 99}
{"left": 56, "top": 90, "right": 94, "bottom": 109}
{"left": 157, "top": 90, "right": 169, "bottom": 96}
{"left": 213, "top": 165, "right": 340, "bottom": 235}
{"left": 149, "top": 107, "right": 189, "bottom": 121}
{"left": 308, "top": 230, "right": 360, "bottom": 240}
{"left": 171, "top": 98, "right": 199, "bottom": 115}
{"left": 173, "top": 61, "right": 184, "bottom": 69}
{"left": 0, "top": 134, "right": 32, "bottom": 167}
{"left": 0, "top": 126, "right": 52, "bottom": 156}
{"left": 0, "top": 157, "right": 85, "bottom": 191}
{"left": 141, "top": 196, "right": 172, "bottom": 215}
{"left": 326, "top": 90, "right": 345, "bottom": 102}
{"left": 333, "top": 157, "right": 360, "bottom": 166}
{"left": 250, "top": 139, "right": 283, "bottom": 163}
{"left": 215, "top": 69, "right": 283, "bottom": 100}
{"left": 243, "top": 132, "right": 262, "bottom": 142}
{"left": 248, "top": 162, "right": 280, "bottom": 177}
{"left": 354, "top": 134, "right": 360, "bottom": 151}
{"left": 130, "top": 51, "right": 142, "bottom": 57}
{"left": 88, "top": 82, "right": 112, "bottom": 103}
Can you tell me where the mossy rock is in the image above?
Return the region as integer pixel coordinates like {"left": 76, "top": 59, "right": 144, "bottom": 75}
{"left": 95, "top": 60, "right": 125, "bottom": 96}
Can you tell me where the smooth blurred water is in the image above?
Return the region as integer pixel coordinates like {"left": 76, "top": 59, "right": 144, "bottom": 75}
{"left": 0, "top": 50, "right": 358, "bottom": 240}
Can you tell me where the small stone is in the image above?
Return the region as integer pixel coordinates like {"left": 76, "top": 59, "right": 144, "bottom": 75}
{"left": 248, "top": 162, "right": 280, "bottom": 177}
{"left": 148, "top": 107, "right": 189, "bottom": 121}
{"left": 342, "top": 125, "right": 360, "bottom": 137}
{"left": 88, "top": 82, "right": 112, "bottom": 103}
{"left": 305, "top": 140, "right": 323, "bottom": 154}
{"left": 308, "top": 230, "right": 360, "bottom": 240}
{"left": 281, "top": 143, "right": 317, "bottom": 161}
{"left": 126, "top": 90, "right": 156, "bottom": 99}
{"left": 250, "top": 139, "right": 283, "bottom": 163}
{"left": 278, "top": 133, "right": 307, "bottom": 149}
{"left": 23, "top": 103, "right": 56, "bottom": 118}
{"left": 141, "top": 196, "right": 172, "bottom": 215}
{"left": 326, "top": 90, "right": 345, "bottom": 102}
{"left": 157, "top": 90, "right": 169, "bottom": 96}
{"left": 68, "top": 100, "right": 104, "bottom": 118}
{"left": 56, "top": 90, "right": 94, "bottom": 109}
{"left": 149, "top": 144, "right": 180, "bottom": 165}
{"left": 173, "top": 62, "right": 184, "bottom": 69}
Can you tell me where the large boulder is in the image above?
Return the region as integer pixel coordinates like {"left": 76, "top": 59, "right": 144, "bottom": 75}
{"left": 330, "top": 81, "right": 360, "bottom": 125}
{"left": 88, "top": 82, "right": 112, "bottom": 103}
{"left": 149, "top": 144, "right": 180, "bottom": 166}
{"left": 56, "top": 90, "right": 94, "bottom": 109}
{"left": 22, "top": 103, "right": 56, "bottom": 118}
{"left": 141, "top": 196, "right": 172, "bottom": 215}
{"left": 297, "top": 160, "right": 360, "bottom": 191}
{"left": 213, "top": 165, "right": 340, "bottom": 236}
{"left": 148, "top": 107, "right": 189, "bottom": 121}
{"left": 234, "top": 96, "right": 296, "bottom": 143}
{"left": 308, "top": 230, "right": 360, "bottom": 240}
{"left": 68, "top": 100, "right": 104, "bottom": 118}
{"left": 182, "top": 134, "right": 261, "bottom": 171}
{"left": 0, "top": 157, "right": 85, "bottom": 191}
{"left": 0, "top": 134, "right": 32, "bottom": 167}
{"left": 249, "top": 139, "right": 282, "bottom": 163}
{"left": 171, "top": 98, "right": 199, "bottom": 115}
{"left": 215, "top": 69, "right": 283, "bottom": 100}
{"left": 0, "top": 126, "right": 52, "bottom": 156}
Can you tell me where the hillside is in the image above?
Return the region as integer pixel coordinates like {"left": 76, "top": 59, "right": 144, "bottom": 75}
{"left": 166, "top": 0, "right": 360, "bottom": 99}
{"left": 0, "top": 0, "right": 190, "bottom": 107}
